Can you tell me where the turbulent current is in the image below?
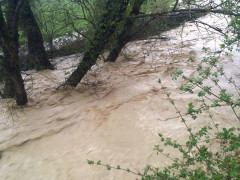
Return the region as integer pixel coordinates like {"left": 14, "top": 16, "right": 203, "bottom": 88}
{"left": 0, "top": 15, "right": 239, "bottom": 179}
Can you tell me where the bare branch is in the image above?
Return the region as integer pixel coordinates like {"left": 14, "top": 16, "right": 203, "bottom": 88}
{"left": 194, "top": 20, "right": 225, "bottom": 35}
{"left": 128, "top": 8, "right": 240, "bottom": 20}
{"left": 172, "top": 0, "right": 179, "bottom": 11}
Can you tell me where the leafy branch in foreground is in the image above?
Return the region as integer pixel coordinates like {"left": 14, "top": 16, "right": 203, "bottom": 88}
{"left": 87, "top": 160, "right": 141, "bottom": 176}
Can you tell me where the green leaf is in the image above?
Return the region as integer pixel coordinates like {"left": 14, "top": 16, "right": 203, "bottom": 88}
{"left": 171, "top": 70, "right": 183, "bottom": 80}
{"left": 188, "top": 56, "right": 195, "bottom": 62}
{"left": 87, "top": 160, "right": 94, "bottom": 165}
{"left": 198, "top": 91, "right": 206, "bottom": 97}
{"left": 106, "top": 164, "right": 111, "bottom": 170}
{"left": 230, "top": 169, "right": 238, "bottom": 178}
{"left": 202, "top": 46, "right": 209, "bottom": 52}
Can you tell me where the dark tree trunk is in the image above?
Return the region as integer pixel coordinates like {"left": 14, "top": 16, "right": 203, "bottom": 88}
{"left": 19, "top": 0, "right": 54, "bottom": 70}
{"left": 0, "top": 60, "right": 15, "bottom": 98}
{"left": 48, "top": 37, "right": 54, "bottom": 54}
{"left": 3, "top": 40, "right": 28, "bottom": 105}
{"left": 105, "top": 0, "right": 145, "bottom": 62}
{"left": 0, "top": 0, "right": 28, "bottom": 105}
{"left": 2, "top": 76, "right": 15, "bottom": 98}
{"left": 66, "top": 0, "right": 129, "bottom": 87}
{"left": 0, "top": 56, "right": 15, "bottom": 98}
{"left": 105, "top": 42, "right": 125, "bottom": 62}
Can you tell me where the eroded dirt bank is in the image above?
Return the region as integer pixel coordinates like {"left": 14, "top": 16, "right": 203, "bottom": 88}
{"left": 0, "top": 15, "right": 239, "bottom": 179}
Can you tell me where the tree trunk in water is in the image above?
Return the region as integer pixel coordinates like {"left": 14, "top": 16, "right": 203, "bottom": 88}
{"left": 0, "top": 0, "right": 28, "bottom": 105}
{"left": 48, "top": 37, "right": 54, "bottom": 55}
{"left": 19, "top": 0, "right": 54, "bottom": 70}
{"left": 66, "top": 0, "right": 129, "bottom": 87}
{"left": 105, "top": 0, "right": 145, "bottom": 62}
{"left": 2, "top": 76, "right": 15, "bottom": 98}
{"left": 3, "top": 41, "right": 28, "bottom": 105}
{"left": 105, "top": 42, "right": 125, "bottom": 62}
{"left": 0, "top": 57, "right": 15, "bottom": 98}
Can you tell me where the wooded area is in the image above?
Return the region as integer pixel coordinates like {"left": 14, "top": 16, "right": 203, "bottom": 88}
{"left": 0, "top": 0, "right": 238, "bottom": 105}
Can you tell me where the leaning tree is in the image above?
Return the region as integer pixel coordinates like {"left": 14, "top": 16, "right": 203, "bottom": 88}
{"left": 65, "top": 0, "right": 130, "bottom": 87}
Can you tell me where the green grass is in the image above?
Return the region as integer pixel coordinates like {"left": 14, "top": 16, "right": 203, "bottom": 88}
{"left": 19, "top": 0, "right": 176, "bottom": 46}
{"left": 20, "top": 0, "right": 89, "bottom": 46}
